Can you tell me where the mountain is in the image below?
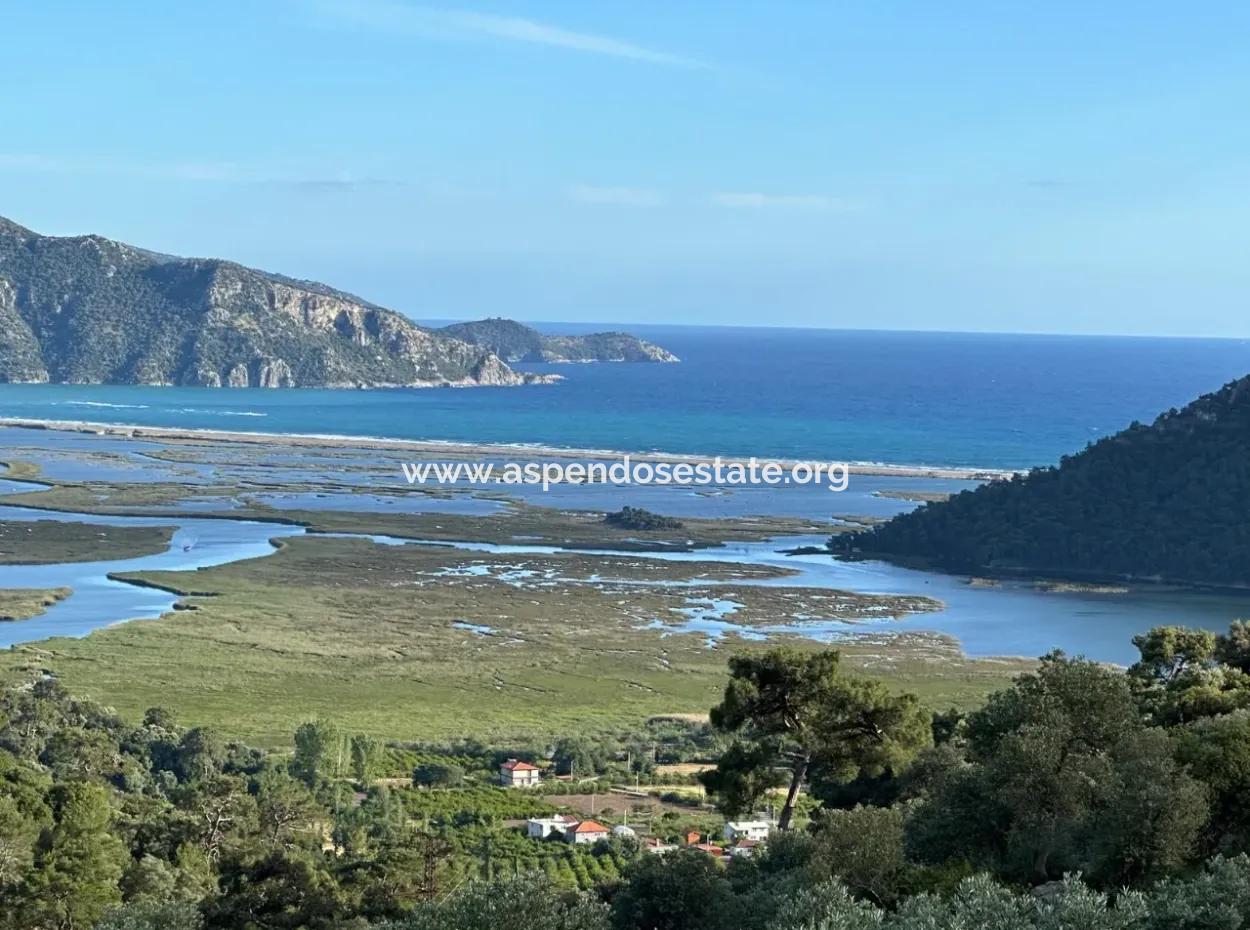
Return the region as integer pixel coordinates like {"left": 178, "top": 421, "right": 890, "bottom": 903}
{"left": 831, "top": 376, "right": 1250, "bottom": 587}
{"left": 0, "top": 216, "right": 558, "bottom": 389}
{"left": 438, "top": 317, "right": 679, "bottom": 363}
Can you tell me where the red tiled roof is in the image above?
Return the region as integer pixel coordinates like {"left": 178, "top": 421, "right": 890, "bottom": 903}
{"left": 572, "top": 820, "right": 609, "bottom": 834}
{"left": 501, "top": 759, "right": 539, "bottom": 772}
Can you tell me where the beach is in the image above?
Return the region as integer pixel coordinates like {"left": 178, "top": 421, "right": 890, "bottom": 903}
{"left": 0, "top": 417, "right": 1010, "bottom": 481}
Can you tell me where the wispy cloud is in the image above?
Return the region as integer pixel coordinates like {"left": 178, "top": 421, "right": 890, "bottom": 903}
{"left": 566, "top": 185, "right": 665, "bottom": 207}
{"left": 0, "top": 153, "right": 404, "bottom": 192}
{"left": 709, "top": 192, "right": 852, "bottom": 211}
{"left": 305, "top": 0, "right": 706, "bottom": 69}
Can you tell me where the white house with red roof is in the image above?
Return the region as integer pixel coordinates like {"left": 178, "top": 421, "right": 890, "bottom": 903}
{"left": 499, "top": 758, "right": 541, "bottom": 788}
{"left": 565, "top": 820, "right": 611, "bottom": 844}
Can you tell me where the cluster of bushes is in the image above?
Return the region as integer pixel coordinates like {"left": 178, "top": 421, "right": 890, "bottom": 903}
{"left": 602, "top": 507, "right": 685, "bottom": 531}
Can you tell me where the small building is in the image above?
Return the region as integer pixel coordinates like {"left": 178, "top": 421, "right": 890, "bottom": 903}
{"left": 566, "top": 820, "right": 611, "bottom": 844}
{"left": 643, "top": 836, "right": 677, "bottom": 855}
{"left": 611, "top": 824, "right": 637, "bottom": 839}
{"left": 499, "top": 758, "right": 541, "bottom": 788}
{"left": 729, "top": 838, "right": 762, "bottom": 859}
{"left": 724, "top": 821, "right": 771, "bottom": 844}
{"left": 691, "top": 842, "right": 724, "bottom": 858}
{"left": 527, "top": 815, "right": 579, "bottom": 839}
{"left": 683, "top": 830, "right": 703, "bottom": 847}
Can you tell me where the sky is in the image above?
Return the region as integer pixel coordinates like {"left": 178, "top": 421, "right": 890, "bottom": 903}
{"left": 2, "top": 1, "right": 1249, "bottom": 336}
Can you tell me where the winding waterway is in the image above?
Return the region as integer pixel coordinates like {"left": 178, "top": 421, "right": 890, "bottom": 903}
{"left": 4, "top": 465, "right": 1250, "bottom": 664}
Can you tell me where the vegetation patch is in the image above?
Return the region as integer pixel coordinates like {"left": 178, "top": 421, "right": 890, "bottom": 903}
{"left": 0, "top": 519, "right": 174, "bottom": 564}
{"left": 0, "top": 587, "right": 70, "bottom": 621}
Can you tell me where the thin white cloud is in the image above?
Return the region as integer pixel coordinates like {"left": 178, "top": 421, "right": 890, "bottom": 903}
{"left": 710, "top": 192, "right": 852, "bottom": 211}
{"left": 306, "top": 0, "right": 706, "bottom": 69}
{"left": 566, "top": 185, "right": 665, "bottom": 207}
{"left": 0, "top": 154, "right": 242, "bottom": 183}
{"left": 0, "top": 154, "right": 404, "bottom": 192}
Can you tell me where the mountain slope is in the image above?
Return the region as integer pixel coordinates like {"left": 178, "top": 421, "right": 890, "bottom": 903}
{"left": 832, "top": 376, "right": 1250, "bottom": 586}
{"left": 438, "top": 317, "right": 679, "bottom": 363}
{"left": 0, "top": 217, "right": 555, "bottom": 389}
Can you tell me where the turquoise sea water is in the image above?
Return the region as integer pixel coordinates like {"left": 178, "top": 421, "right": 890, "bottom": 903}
{"left": 0, "top": 327, "right": 1247, "bottom": 469}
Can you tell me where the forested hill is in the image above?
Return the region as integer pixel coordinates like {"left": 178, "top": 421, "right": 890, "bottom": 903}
{"left": 439, "top": 317, "right": 679, "bottom": 363}
{"left": 0, "top": 217, "right": 557, "bottom": 389}
{"left": 831, "top": 375, "right": 1250, "bottom": 586}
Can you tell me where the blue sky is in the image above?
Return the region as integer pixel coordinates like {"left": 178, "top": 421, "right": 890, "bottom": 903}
{"left": 3, "top": 1, "right": 1249, "bottom": 335}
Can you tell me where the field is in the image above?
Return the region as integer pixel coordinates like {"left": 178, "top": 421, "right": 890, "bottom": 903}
{"left": 0, "top": 528, "right": 1030, "bottom": 746}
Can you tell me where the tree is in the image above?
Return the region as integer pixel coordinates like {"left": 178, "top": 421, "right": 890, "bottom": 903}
{"left": 119, "top": 853, "right": 179, "bottom": 904}
{"left": 176, "top": 727, "right": 226, "bottom": 783}
{"left": 1085, "top": 728, "right": 1209, "bottom": 885}
{"left": 808, "top": 805, "right": 910, "bottom": 906}
{"left": 94, "top": 900, "right": 204, "bottom": 930}
{"left": 1176, "top": 709, "right": 1250, "bottom": 854}
{"left": 412, "top": 761, "right": 465, "bottom": 788}
{"left": 202, "top": 850, "right": 345, "bottom": 930}
{"left": 356, "top": 830, "right": 455, "bottom": 919}
{"left": 1129, "top": 626, "right": 1250, "bottom": 724}
{"left": 610, "top": 850, "right": 732, "bottom": 930}
{"left": 291, "top": 720, "right": 346, "bottom": 787}
{"left": 181, "top": 774, "right": 256, "bottom": 863}
{"left": 551, "top": 737, "right": 606, "bottom": 778}
{"left": 399, "top": 873, "right": 609, "bottom": 930}
{"left": 350, "top": 734, "right": 380, "bottom": 783}
{"left": 255, "top": 767, "right": 322, "bottom": 848}
{"left": 701, "top": 649, "right": 928, "bottom": 830}
{"left": 18, "top": 782, "right": 128, "bottom": 929}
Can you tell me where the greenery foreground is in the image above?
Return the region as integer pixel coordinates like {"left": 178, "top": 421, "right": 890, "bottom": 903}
{"left": 5, "top": 621, "right": 1250, "bottom": 929}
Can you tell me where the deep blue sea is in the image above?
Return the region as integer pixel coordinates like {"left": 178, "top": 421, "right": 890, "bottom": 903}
{"left": 1, "top": 326, "right": 1247, "bottom": 470}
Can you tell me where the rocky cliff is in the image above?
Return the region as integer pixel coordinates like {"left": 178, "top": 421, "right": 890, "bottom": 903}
{"left": 0, "top": 217, "right": 557, "bottom": 389}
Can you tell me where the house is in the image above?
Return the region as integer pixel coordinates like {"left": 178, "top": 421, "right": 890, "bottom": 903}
{"left": 526, "top": 815, "right": 579, "bottom": 839}
{"left": 643, "top": 837, "right": 677, "bottom": 855}
{"left": 565, "top": 820, "right": 611, "bottom": 844}
{"left": 724, "top": 821, "right": 771, "bottom": 843}
{"left": 683, "top": 831, "right": 703, "bottom": 847}
{"left": 728, "top": 838, "right": 762, "bottom": 859}
{"left": 499, "top": 758, "right": 541, "bottom": 788}
{"left": 691, "top": 842, "right": 724, "bottom": 858}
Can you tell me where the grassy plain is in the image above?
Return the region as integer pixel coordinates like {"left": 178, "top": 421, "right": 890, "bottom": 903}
{"left": 0, "top": 534, "right": 1029, "bottom": 747}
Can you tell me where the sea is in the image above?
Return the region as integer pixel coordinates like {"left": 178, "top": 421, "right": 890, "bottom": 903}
{"left": 0, "top": 326, "right": 1246, "bottom": 470}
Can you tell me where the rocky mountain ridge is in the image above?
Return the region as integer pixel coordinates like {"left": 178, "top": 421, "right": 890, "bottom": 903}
{"left": 0, "top": 217, "right": 561, "bottom": 389}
